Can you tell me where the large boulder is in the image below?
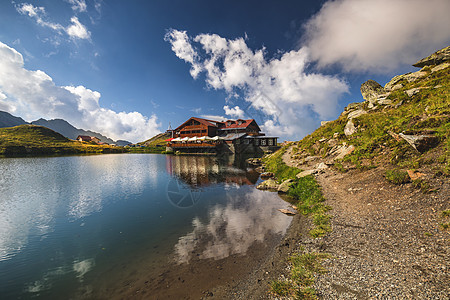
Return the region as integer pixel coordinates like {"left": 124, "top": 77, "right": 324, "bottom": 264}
{"left": 296, "top": 169, "right": 316, "bottom": 178}
{"left": 399, "top": 132, "right": 439, "bottom": 153}
{"left": 413, "top": 46, "right": 450, "bottom": 68}
{"left": 256, "top": 178, "right": 279, "bottom": 191}
{"left": 344, "top": 119, "right": 357, "bottom": 136}
{"left": 361, "top": 80, "right": 385, "bottom": 105}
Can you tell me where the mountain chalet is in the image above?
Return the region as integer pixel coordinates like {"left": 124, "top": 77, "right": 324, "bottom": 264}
{"left": 166, "top": 117, "right": 279, "bottom": 154}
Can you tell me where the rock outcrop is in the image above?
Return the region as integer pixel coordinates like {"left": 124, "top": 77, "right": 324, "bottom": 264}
{"left": 361, "top": 80, "right": 385, "bottom": 104}
{"left": 256, "top": 178, "right": 279, "bottom": 191}
{"left": 413, "top": 46, "right": 450, "bottom": 68}
{"left": 399, "top": 132, "right": 440, "bottom": 153}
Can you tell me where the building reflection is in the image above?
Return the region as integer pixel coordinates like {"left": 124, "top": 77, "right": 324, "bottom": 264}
{"left": 165, "top": 155, "right": 259, "bottom": 188}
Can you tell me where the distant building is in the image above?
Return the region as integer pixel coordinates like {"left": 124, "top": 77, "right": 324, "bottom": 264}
{"left": 76, "top": 135, "right": 101, "bottom": 144}
{"left": 167, "top": 117, "right": 279, "bottom": 154}
{"left": 166, "top": 122, "right": 174, "bottom": 138}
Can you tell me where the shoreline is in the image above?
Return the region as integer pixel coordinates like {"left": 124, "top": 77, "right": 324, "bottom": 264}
{"left": 212, "top": 209, "right": 311, "bottom": 299}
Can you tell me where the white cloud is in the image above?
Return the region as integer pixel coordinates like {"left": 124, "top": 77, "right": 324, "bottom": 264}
{"left": 164, "top": 29, "right": 202, "bottom": 78}
{"left": 200, "top": 114, "right": 228, "bottom": 122}
{"left": 67, "top": 0, "right": 87, "bottom": 12}
{"left": 0, "top": 41, "right": 160, "bottom": 142}
{"left": 223, "top": 105, "right": 244, "bottom": 119}
{"left": 16, "top": 3, "right": 91, "bottom": 41}
{"left": 66, "top": 16, "right": 91, "bottom": 40}
{"left": 166, "top": 29, "right": 348, "bottom": 139}
{"left": 303, "top": 0, "right": 450, "bottom": 72}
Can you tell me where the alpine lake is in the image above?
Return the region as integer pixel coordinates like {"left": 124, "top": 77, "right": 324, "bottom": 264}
{"left": 0, "top": 153, "right": 292, "bottom": 299}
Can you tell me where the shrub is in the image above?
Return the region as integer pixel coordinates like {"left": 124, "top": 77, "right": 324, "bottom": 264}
{"left": 385, "top": 169, "right": 410, "bottom": 184}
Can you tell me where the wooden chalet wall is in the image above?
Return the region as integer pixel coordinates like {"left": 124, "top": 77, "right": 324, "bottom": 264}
{"left": 175, "top": 118, "right": 215, "bottom": 138}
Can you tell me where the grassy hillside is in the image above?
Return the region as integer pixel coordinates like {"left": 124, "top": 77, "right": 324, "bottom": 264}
{"left": 0, "top": 125, "right": 127, "bottom": 156}
{"left": 294, "top": 65, "right": 449, "bottom": 175}
{"left": 264, "top": 48, "right": 449, "bottom": 298}
{"left": 128, "top": 132, "right": 170, "bottom": 154}
{"left": 140, "top": 132, "right": 170, "bottom": 146}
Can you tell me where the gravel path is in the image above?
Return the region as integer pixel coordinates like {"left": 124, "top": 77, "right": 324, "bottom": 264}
{"left": 279, "top": 145, "right": 450, "bottom": 299}
{"left": 294, "top": 166, "right": 450, "bottom": 299}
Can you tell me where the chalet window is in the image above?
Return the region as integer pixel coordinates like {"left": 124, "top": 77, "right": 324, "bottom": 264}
{"left": 255, "top": 139, "right": 259, "bottom": 145}
{"left": 244, "top": 139, "right": 249, "bottom": 144}
{"left": 238, "top": 120, "right": 242, "bottom": 125}
{"left": 201, "top": 130, "right": 206, "bottom": 133}
{"left": 268, "top": 139, "right": 273, "bottom": 146}
{"left": 261, "top": 139, "right": 266, "bottom": 146}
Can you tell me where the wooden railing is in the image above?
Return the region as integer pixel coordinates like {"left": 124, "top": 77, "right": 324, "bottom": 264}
{"left": 168, "top": 142, "right": 218, "bottom": 148}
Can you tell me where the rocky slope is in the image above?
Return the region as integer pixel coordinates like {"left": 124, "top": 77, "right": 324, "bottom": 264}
{"left": 260, "top": 46, "right": 449, "bottom": 299}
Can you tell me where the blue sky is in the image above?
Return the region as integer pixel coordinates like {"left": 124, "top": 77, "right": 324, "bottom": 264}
{"left": 0, "top": 0, "right": 449, "bottom": 142}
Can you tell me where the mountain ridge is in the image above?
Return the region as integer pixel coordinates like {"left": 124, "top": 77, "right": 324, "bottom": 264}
{"left": 0, "top": 111, "right": 131, "bottom": 146}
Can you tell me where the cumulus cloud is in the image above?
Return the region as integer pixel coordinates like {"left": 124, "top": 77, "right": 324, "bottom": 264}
{"left": 16, "top": 3, "right": 91, "bottom": 40}
{"left": 0, "top": 41, "right": 160, "bottom": 142}
{"left": 66, "top": 16, "right": 91, "bottom": 40}
{"left": 165, "top": 29, "right": 348, "bottom": 139}
{"left": 223, "top": 105, "right": 244, "bottom": 119}
{"left": 304, "top": 0, "right": 450, "bottom": 72}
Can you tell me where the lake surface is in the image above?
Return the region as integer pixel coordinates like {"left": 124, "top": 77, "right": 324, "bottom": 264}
{"left": 0, "top": 154, "right": 292, "bottom": 299}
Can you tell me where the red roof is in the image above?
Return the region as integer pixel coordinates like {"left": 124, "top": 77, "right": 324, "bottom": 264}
{"left": 174, "top": 117, "right": 225, "bottom": 131}
{"left": 174, "top": 117, "right": 260, "bottom": 132}
{"left": 223, "top": 119, "right": 255, "bottom": 129}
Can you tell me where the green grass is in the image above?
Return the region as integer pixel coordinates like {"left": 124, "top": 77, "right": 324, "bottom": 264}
{"left": 139, "top": 132, "right": 170, "bottom": 147}
{"left": 385, "top": 169, "right": 410, "bottom": 185}
{"left": 128, "top": 146, "right": 166, "bottom": 154}
{"left": 0, "top": 125, "right": 126, "bottom": 156}
{"left": 263, "top": 146, "right": 301, "bottom": 182}
{"left": 440, "top": 209, "right": 450, "bottom": 230}
{"left": 264, "top": 150, "right": 331, "bottom": 298}
{"left": 271, "top": 251, "right": 329, "bottom": 299}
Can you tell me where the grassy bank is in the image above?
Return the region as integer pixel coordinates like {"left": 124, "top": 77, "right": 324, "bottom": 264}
{"left": 262, "top": 149, "right": 331, "bottom": 298}
{"left": 0, "top": 125, "right": 127, "bottom": 156}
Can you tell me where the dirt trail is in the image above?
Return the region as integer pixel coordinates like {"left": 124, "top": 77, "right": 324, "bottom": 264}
{"left": 280, "top": 145, "right": 450, "bottom": 299}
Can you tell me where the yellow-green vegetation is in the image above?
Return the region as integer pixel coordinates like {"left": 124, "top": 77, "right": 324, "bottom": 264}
{"left": 288, "top": 176, "right": 331, "bottom": 238}
{"left": 385, "top": 169, "right": 410, "bottom": 185}
{"left": 270, "top": 250, "right": 329, "bottom": 299}
{"left": 133, "top": 132, "right": 171, "bottom": 154}
{"left": 440, "top": 209, "right": 450, "bottom": 230}
{"left": 263, "top": 148, "right": 331, "bottom": 237}
{"left": 0, "top": 125, "right": 126, "bottom": 156}
{"left": 263, "top": 146, "right": 301, "bottom": 181}
{"left": 263, "top": 149, "right": 331, "bottom": 298}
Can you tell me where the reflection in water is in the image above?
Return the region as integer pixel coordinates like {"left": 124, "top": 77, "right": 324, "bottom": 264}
{"left": 0, "top": 155, "right": 158, "bottom": 261}
{"left": 174, "top": 188, "right": 292, "bottom": 263}
{"left": 0, "top": 154, "right": 290, "bottom": 299}
{"left": 166, "top": 155, "right": 260, "bottom": 188}
{"left": 73, "top": 258, "right": 95, "bottom": 279}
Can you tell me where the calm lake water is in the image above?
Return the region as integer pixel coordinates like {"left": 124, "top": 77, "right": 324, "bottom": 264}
{"left": 0, "top": 154, "right": 292, "bottom": 299}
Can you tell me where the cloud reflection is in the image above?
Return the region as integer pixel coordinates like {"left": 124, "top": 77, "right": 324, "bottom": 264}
{"left": 174, "top": 188, "right": 292, "bottom": 263}
{"left": 0, "top": 155, "right": 158, "bottom": 261}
